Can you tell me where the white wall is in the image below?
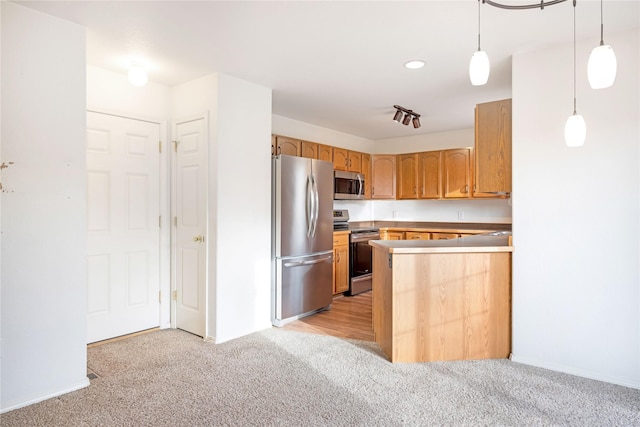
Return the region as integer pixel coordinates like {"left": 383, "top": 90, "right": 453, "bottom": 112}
{"left": 511, "top": 28, "right": 639, "bottom": 388}
{"left": 1, "top": 2, "right": 89, "bottom": 411}
{"left": 173, "top": 73, "right": 272, "bottom": 343}
{"left": 372, "top": 128, "right": 474, "bottom": 154}
{"left": 86, "top": 65, "right": 173, "bottom": 330}
{"left": 214, "top": 74, "right": 272, "bottom": 342}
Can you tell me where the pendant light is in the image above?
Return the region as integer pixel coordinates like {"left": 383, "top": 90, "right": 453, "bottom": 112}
{"left": 565, "top": 0, "right": 586, "bottom": 147}
{"left": 469, "top": 0, "right": 490, "bottom": 86}
{"left": 587, "top": 0, "right": 617, "bottom": 89}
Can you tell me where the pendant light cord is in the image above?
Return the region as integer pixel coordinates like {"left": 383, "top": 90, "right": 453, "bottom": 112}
{"left": 477, "top": 0, "right": 482, "bottom": 51}
{"left": 599, "top": 0, "right": 605, "bottom": 46}
{"left": 572, "top": 0, "right": 577, "bottom": 114}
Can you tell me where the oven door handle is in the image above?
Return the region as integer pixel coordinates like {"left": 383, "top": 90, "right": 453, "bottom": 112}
{"left": 351, "top": 233, "right": 381, "bottom": 242}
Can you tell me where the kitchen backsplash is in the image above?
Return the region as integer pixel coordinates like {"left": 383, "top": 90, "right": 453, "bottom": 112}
{"left": 333, "top": 199, "right": 512, "bottom": 224}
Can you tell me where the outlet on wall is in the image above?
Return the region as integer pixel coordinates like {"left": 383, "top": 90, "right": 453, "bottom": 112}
{"left": 392, "top": 210, "right": 398, "bottom": 219}
{"left": 458, "top": 211, "right": 464, "bottom": 220}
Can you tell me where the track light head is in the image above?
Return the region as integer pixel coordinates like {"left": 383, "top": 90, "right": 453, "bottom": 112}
{"left": 412, "top": 116, "right": 421, "bottom": 129}
{"left": 393, "top": 109, "right": 403, "bottom": 123}
{"left": 402, "top": 114, "right": 412, "bottom": 126}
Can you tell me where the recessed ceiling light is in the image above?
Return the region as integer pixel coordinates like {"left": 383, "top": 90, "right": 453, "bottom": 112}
{"left": 404, "top": 60, "right": 425, "bottom": 69}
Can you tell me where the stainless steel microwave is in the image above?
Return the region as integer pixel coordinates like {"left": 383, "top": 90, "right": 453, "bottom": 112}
{"left": 334, "top": 170, "right": 364, "bottom": 200}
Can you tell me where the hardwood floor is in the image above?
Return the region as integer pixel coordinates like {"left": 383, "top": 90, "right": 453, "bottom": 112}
{"left": 281, "top": 291, "right": 374, "bottom": 342}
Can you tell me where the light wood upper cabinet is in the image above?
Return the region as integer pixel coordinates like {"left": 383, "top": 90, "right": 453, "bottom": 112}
{"left": 300, "top": 140, "right": 318, "bottom": 159}
{"left": 274, "top": 135, "right": 300, "bottom": 157}
{"left": 442, "top": 149, "right": 471, "bottom": 199}
{"left": 333, "top": 147, "right": 349, "bottom": 171}
{"left": 418, "top": 151, "right": 442, "bottom": 199}
{"left": 371, "top": 155, "right": 396, "bottom": 199}
{"left": 361, "top": 153, "right": 371, "bottom": 199}
{"left": 318, "top": 144, "right": 333, "bottom": 163}
{"left": 334, "top": 148, "right": 362, "bottom": 173}
{"left": 397, "top": 153, "right": 418, "bottom": 199}
{"left": 474, "top": 98, "right": 512, "bottom": 196}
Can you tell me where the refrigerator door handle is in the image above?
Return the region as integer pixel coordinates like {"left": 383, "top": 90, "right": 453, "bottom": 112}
{"left": 306, "top": 175, "right": 314, "bottom": 238}
{"left": 311, "top": 174, "right": 319, "bottom": 238}
{"left": 283, "top": 254, "right": 333, "bottom": 268}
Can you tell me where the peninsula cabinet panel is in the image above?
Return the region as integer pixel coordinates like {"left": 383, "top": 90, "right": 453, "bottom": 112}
{"left": 397, "top": 153, "right": 418, "bottom": 199}
{"left": 274, "top": 135, "right": 300, "bottom": 157}
{"left": 371, "top": 155, "right": 396, "bottom": 199}
{"left": 318, "top": 144, "right": 333, "bottom": 163}
{"left": 442, "top": 149, "right": 471, "bottom": 199}
{"left": 372, "top": 250, "right": 512, "bottom": 363}
{"left": 418, "top": 151, "right": 442, "bottom": 199}
{"left": 361, "top": 153, "right": 371, "bottom": 199}
{"left": 300, "top": 140, "right": 318, "bottom": 159}
{"left": 474, "top": 98, "right": 512, "bottom": 196}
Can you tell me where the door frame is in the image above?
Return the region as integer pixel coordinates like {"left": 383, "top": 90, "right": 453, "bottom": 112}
{"left": 86, "top": 108, "right": 172, "bottom": 332}
{"left": 170, "top": 112, "right": 209, "bottom": 335}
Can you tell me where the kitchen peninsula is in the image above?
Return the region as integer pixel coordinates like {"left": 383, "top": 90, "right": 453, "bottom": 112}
{"left": 370, "top": 233, "right": 513, "bottom": 363}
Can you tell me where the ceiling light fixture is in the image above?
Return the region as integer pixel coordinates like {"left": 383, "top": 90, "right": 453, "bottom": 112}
{"left": 565, "top": 0, "right": 586, "bottom": 147}
{"left": 404, "top": 60, "right": 425, "bottom": 70}
{"left": 392, "top": 105, "right": 421, "bottom": 129}
{"left": 128, "top": 64, "right": 148, "bottom": 87}
{"left": 469, "top": 0, "right": 490, "bottom": 86}
{"left": 587, "top": 0, "right": 617, "bottom": 89}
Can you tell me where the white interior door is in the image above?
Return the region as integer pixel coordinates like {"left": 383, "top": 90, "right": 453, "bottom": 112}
{"left": 174, "top": 118, "right": 207, "bottom": 337}
{"left": 86, "top": 112, "right": 161, "bottom": 343}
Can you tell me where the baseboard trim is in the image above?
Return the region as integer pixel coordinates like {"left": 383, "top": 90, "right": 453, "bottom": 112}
{"left": 510, "top": 354, "right": 639, "bottom": 390}
{"left": 1, "top": 377, "right": 90, "bottom": 414}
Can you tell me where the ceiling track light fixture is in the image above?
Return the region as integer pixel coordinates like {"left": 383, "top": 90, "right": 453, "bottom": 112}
{"left": 393, "top": 105, "right": 421, "bottom": 129}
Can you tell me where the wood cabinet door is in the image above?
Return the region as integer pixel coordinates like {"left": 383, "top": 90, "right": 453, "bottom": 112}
{"left": 334, "top": 244, "right": 349, "bottom": 294}
{"left": 318, "top": 144, "right": 333, "bottom": 163}
{"left": 333, "top": 147, "right": 349, "bottom": 171}
{"left": 275, "top": 135, "right": 300, "bottom": 156}
{"left": 348, "top": 151, "right": 362, "bottom": 173}
{"left": 474, "top": 98, "right": 512, "bottom": 195}
{"left": 442, "top": 149, "right": 471, "bottom": 199}
{"left": 397, "top": 153, "right": 418, "bottom": 199}
{"left": 361, "top": 153, "right": 371, "bottom": 199}
{"left": 371, "top": 155, "right": 396, "bottom": 199}
{"left": 300, "top": 141, "right": 318, "bottom": 159}
{"left": 418, "top": 151, "right": 442, "bottom": 199}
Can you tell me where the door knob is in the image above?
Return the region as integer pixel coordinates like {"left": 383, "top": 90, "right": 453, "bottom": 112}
{"left": 193, "top": 235, "right": 204, "bottom": 243}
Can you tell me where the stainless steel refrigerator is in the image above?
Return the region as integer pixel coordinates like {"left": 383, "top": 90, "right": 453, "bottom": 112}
{"left": 272, "top": 154, "right": 334, "bottom": 326}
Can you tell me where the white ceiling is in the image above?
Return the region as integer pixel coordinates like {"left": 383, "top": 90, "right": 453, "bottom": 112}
{"left": 16, "top": 1, "right": 640, "bottom": 140}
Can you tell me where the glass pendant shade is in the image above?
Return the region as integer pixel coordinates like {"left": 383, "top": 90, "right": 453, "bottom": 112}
{"left": 128, "top": 65, "right": 148, "bottom": 87}
{"left": 469, "top": 50, "right": 490, "bottom": 86}
{"left": 564, "top": 113, "right": 586, "bottom": 147}
{"left": 587, "top": 44, "right": 617, "bottom": 89}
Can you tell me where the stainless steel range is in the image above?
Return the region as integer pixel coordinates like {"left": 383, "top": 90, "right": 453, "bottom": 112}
{"left": 333, "top": 210, "right": 380, "bottom": 296}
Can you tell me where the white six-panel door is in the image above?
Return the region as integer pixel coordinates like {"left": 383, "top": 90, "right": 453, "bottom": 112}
{"left": 174, "top": 118, "right": 207, "bottom": 337}
{"left": 86, "top": 112, "right": 161, "bottom": 343}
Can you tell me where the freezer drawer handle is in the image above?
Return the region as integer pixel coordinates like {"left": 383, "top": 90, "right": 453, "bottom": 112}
{"left": 283, "top": 255, "right": 332, "bottom": 268}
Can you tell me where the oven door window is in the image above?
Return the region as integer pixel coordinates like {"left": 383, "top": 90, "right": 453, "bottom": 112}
{"left": 351, "top": 240, "right": 373, "bottom": 276}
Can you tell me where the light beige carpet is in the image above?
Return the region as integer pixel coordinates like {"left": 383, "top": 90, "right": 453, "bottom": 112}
{"left": 2, "top": 328, "right": 639, "bottom": 426}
